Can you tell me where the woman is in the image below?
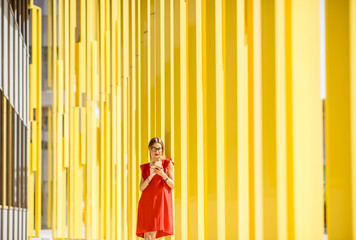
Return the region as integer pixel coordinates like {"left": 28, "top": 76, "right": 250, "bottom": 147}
{"left": 136, "top": 137, "right": 175, "bottom": 240}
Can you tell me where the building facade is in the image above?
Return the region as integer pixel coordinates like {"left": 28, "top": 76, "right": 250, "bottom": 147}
{"left": 0, "top": 0, "right": 29, "bottom": 239}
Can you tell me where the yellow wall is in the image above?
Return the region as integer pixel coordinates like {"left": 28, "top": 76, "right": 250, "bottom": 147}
{"left": 27, "top": 0, "right": 356, "bottom": 239}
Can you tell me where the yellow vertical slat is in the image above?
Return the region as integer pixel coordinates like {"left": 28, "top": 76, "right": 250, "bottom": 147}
{"left": 173, "top": 2, "right": 187, "bottom": 240}
{"left": 111, "top": 1, "right": 119, "bottom": 240}
{"left": 224, "top": 0, "right": 238, "bottom": 238}
{"left": 236, "top": 0, "right": 249, "bottom": 239}
{"left": 116, "top": 0, "right": 123, "bottom": 239}
{"left": 57, "top": 4, "right": 66, "bottom": 237}
{"left": 351, "top": 0, "right": 356, "bottom": 237}
{"left": 51, "top": 0, "right": 58, "bottom": 235}
{"left": 91, "top": 41, "right": 100, "bottom": 239}
{"left": 292, "top": 0, "right": 323, "bottom": 239}
{"left": 56, "top": 60, "right": 66, "bottom": 238}
{"left": 261, "top": 0, "right": 278, "bottom": 239}
{"left": 187, "top": 0, "right": 204, "bottom": 239}
{"left": 64, "top": 1, "right": 72, "bottom": 237}
{"left": 28, "top": 18, "right": 37, "bottom": 240}
{"left": 141, "top": 0, "right": 151, "bottom": 168}
{"left": 195, "top": 0, "right": 204, "bottom": 238}
{"left": 252, "top": 0, "right": 263, "bottom": 238}
{"left": 104, "top": 2, "right": 112, "bottom": 236}
{"left": 135, "top": 2, "right": 143, "bottom": 239}
{"left": 187, "top": 0, "right": 198, "bottom": 239}
{"left": 164, "top": 0, "right": 174, "bottom": 158}
{"left": 111, "top": 3, "right": 118, "bottom": 238}
{"left": 35, "top": 7, "right": 43, "bottom": 235}
{"left": 203, "top": 0, "right": 225, "bottom": 238}
{"left": 63, "top": 0, "right": 69, "bottom": 169}
{"left": 28, "top": 3, "right": 42, "bottom": 237}
{"left": 173, "top": 0, "right": 188, "bottom": 239}
{"left": 99, "top": 0, "right": 105, "bottom": 237}
{"left": 74, "top": 107, "right": 84, "bottom": 238}
{"left": 275, "top": 0, "right": 288, "bottom": 239}
{"left": 105, "top": 25, "right": 112, "bottom": 240}
{"left": 246, "top": 0, "right": 256, "bottom": 238}
{"left": 128, "top": 0, "right": 137, "bottom": 238}
{"left": 326, "top": 0, "right": 353, "bottom": 239}
{"left": 116, "top": 83, "right": 122, "bottom": 240}
{"left": 150, "top": 0, "right": 156, "bottom": 137}
{"left": 123, "top": 0, "right": 129, "bottom": 239}
{"left": 105, "top": 101, "right": 112, "bottom": 240}
{"left": 215, "top": 0, "right": 225, "bottom": 239}
{"left": 68, "top": 0, "right": 76, "bottom": 236}
{"left": 156, "top": 0, "right": 165, "bottom": 139}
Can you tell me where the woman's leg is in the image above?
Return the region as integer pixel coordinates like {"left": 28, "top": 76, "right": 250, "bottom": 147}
{"left": 144, "top": 231, "right": 157, "bottom": 240}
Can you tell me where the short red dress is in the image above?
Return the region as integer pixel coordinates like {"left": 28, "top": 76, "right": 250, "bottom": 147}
{"left": 136, "top": 158, "right": 174, "bottom": 238}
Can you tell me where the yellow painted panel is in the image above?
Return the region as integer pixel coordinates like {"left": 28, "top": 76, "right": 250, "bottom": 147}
{"left": 261, "top": 1, "right": 278, "bottom": 239}
{"left": 224, "top": 0, "right": 238, "bottom": 239}
{"left": 291, "top": 1, "right": 323, "bottom": 240}
{"left": 52, "top": 113, "right": 57, "bottom": 234}
{"left": 156, "top": 0, "right": 165, "bottom": 139}
{"left": 129, "top": 0, "right": 138, "bottom": 238}
{"left": 58, "top": 60, "right": 64, "bottom": 114}
{"left": 68, "top": 109, "right": 74, "bottom": 239}
{"left": 351, "top": 0, "right": 356, "bottom": 237}
{"left": 35, "top": 120, "right": 42, "bottom": 236}
{"left": 252, "top": 0, "right": 263, "bottom": 238}
{"left": 275, "top": 0, "right": 290, "bottom": 239}
{"left": 72, "top": 107, "right": 81, "bottom": 238}
{"left": 64, "top": 114, "right": 69, "bottom": 168}
{"left": 215, "top": 0, "right": 225, "bottom": 238}
{"left": 28, "top": 1, "right": 347, "bottom": 240}
{"left": 31, "top": 122, "right": 37, "bottom": 172}
{"left": 173, "top": 1, "right": 188, "bottom": 239}
{"left": 105, "top": 103, "right": 112, "bottom": 240}
{"left": 236, "top": 0, "right": 250, "bottom": 239}
{"left": 326, "top": 0, "right": 353, "bottom": 238}
{"left": 81, "top": 108, "right": 87, "bottom": 165}
{"left": 116, "top": 84, "right": 122, "bottom": 240}
{"left": 150, "top": 0, "right": 156, "bottom": 138}
{"left": 140, "top": 0, "right": 151, "bottom": 165}
{"left": 164, "top": 0, "right": 174, "bottom": 159}
{"left": 187, "top": 0, "right": 199, "bottom": 239}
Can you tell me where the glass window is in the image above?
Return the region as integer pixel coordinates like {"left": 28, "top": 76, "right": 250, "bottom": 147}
{"left": 9, "top": 10, "right": 14, "bottom": 106}
{"left": 3, "top": 0, "right": 8, "bottom": 98}
{"left": 15, "top": 25, "right": 19, "bottom": 113}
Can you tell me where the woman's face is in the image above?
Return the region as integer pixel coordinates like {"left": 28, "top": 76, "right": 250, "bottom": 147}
{"left": 149, "top": 142, "right": 163, "bottom": 161}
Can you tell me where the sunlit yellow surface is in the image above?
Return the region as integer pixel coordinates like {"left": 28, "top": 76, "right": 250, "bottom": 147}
{"left": 27, "top": 0, "right": 355, "bottom": 239}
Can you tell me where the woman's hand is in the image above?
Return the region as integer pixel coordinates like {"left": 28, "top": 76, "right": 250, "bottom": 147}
{"left": 154, "top": 167, "right": 168, "bottom": 179}
{"left": 149, "top": 166, "right": 157, "bottom": 179}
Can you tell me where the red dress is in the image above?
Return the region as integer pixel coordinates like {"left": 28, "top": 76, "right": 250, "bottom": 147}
{"left": 136, "top": 158, "right": 174, "bottom": 238}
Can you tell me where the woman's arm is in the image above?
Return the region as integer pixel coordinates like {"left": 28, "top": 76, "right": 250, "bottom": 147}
{"left": 156, "top": 162, "right": 174, "bottom": 189}
{"left": 139, "top": 167, "right": 156, "bottom": 192}
{"left": 139, "top": 176, "right": 152, "bottom": 192}
{"left": 165, "top": 162, "right": 175, "bottom": 189}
